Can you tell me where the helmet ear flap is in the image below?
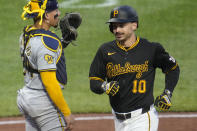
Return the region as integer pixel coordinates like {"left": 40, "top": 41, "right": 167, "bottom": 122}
{"left": 109, "top": 24, "right": 113, "bottom": 33}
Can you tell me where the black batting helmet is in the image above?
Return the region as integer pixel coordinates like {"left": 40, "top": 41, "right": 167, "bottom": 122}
{"left": 107, "top": 5, "right": 139, "bottom": 32}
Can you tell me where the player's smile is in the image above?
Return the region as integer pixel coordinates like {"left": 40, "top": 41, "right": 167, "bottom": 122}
{"left": 112, "top": 22, "right": 136, "bottom": 42}
{"left": 115, "top": 32, "right": 124, "bottom": 39}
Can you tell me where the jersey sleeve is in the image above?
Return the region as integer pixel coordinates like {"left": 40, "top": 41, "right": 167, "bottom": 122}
{"left": 35, "top": 36, "right": 59, "bottom": 71}
{"left": 40, "top": 71, "right": 71, "bottom": 116}
{"left": 89, "top": 46, "right": 106, "bottom": 81}
{"left": 153, "top": 43, "right": 177, "bottom": 73}
{"left": 37, "top": 48, "right": 57, "bottom": 71}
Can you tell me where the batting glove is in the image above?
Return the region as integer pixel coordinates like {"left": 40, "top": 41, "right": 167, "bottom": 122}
{"left": 102, "top": 81, "right": 120, "bottom": 96}
{"left": 154, "top": 89, "right": 172, "bottom": 111}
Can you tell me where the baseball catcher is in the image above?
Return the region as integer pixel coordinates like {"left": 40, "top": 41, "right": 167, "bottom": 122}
{"left": 17, "top": 0, "right": 82, "bottom": 130}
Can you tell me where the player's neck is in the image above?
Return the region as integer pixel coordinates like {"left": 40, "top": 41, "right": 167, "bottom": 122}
{"left": 119, "top": 34, "right": 136, "bottom": 47}
{"left": 33, "top": 20, "right": 50, "bottom": 30}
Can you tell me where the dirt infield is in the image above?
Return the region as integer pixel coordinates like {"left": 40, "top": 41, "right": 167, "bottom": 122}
{"left": 0, "top": 113, "right": 197, "bottom": 131}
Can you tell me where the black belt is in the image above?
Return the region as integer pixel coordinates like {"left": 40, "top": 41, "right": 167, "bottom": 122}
{"left": 115, "top": 106, "right": 150, "bottom": 120}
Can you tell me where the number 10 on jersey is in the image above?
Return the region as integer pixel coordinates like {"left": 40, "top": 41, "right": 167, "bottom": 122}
{"left": 132, "top": 80, "right": 146, "bottom": 93}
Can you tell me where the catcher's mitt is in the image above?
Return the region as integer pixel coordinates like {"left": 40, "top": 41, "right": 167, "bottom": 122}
{"left": 154, "top": 89, "right": 172, "bottom": 111}
{"left": 59, "top": 12, "right": 82, "bottom": 48}
{"left": 102, "top": 81, "right": 120, "bottom": 96}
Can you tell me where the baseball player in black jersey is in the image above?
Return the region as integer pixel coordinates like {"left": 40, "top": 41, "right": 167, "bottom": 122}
{"left": 89, "top": 5, "right": 180, "bottom": 131}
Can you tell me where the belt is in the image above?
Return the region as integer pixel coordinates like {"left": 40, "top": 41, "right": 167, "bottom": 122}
{"left": 115, "top": 106, "right": 151, "bottom": 120}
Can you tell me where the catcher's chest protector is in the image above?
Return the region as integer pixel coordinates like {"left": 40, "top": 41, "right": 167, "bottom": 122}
{"left": 22, "top": 26, "right": 68, "bottom": 85}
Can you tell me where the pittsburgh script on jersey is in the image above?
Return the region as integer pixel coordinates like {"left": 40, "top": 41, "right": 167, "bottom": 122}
{"left": 106, "top": 61, "right": 149, "bottom": 79}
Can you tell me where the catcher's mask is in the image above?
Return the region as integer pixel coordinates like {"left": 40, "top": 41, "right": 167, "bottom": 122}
{"left": 107, "top": 5, "right": 139, "bottom": 33}
{"left": 21, "top": 0, "right": 58, "bottom": 25}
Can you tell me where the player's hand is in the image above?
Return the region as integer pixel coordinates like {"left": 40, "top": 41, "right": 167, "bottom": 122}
{"left": 64, "top": 114, "right": 75, "bottom": 131}
{"left": 154, "top": 89, "right": 172, "bottom": 111}
{"left": 102, "top": 81, "right": 120, "bottom": 96}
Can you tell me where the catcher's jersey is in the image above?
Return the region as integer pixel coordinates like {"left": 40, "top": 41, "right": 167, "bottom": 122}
{"left": 89, "top": 37, "right": 177, "bottom": 113}
{"left": 20, "top": 26, "right": 67, "bottom": 89}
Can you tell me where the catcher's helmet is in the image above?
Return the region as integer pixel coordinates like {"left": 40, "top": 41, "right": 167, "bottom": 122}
{"left": 45, "top": 0, "right": 58, "bottom": 12}
{"left": 21, "top": 0, "right": 58, "bottom": 24}
{"left": 107, "top": 5, "right": 138, "bottom": 32}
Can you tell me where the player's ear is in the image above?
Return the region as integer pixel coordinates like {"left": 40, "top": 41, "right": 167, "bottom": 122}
{"left": 131, "top": 22, "right": 137, "bottom": 31}
{"left": 44, "top": 12, "right": 49, "bottom": 19}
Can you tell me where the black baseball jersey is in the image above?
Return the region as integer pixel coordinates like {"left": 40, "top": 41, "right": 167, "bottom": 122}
{"left": 89, "top": 37, "right": 177, "bottom": 113}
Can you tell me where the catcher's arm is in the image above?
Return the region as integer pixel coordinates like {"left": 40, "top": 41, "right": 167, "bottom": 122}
{"left": 40, "top": 71, "right": 71, "bottom": 116}
{"left": 59, "top": 13, "right": 82, "bottom": 48}
{"left": 154, "top": 66, "right": 180, "bottom": 111}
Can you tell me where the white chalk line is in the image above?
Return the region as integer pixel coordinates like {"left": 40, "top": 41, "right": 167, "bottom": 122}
{"left": 1, "top": 114, "right": 197, "bottom": 125}
{"left": 59, "top": 0, "right": 118, "bottom": 8}
{"left": 26, "top": 0, "right": 118, "bottom": 9}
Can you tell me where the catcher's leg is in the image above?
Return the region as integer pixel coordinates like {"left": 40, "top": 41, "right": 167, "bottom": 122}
{"left": 37, "top": 110, "right": 66, "bottom": 131}
{"left": 17, "top": 89, "right": 39, "bottom": 131}
{"left": 25, "top": 114, "right": 40, "bottom": 131}
{"left": 17, "top": 88, "right": 66, "bottom": 131}
{"left": 32, "top": 92, "right": 66, "bottom": 131}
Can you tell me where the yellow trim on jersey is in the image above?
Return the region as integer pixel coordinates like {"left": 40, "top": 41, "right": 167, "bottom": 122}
{"left": 171, "top": 63, "right": 178, "bottom": 71}
{"left": 40, "top": 71, "right": 71, "bottom": 116}
{"left": 41, "top": 35, "right": 60, "bottom": 52}
{"left": 89, "top": 77, "right": 105, "bottom": 82}
{"left": 57, "top": 112, "right": 65, "bottom": 131}
{"left": 116, "top": 36, "right": 140, "bottom": 52}
{"left": 147, "top": 112, "right": 150, "bottom": 131}
{"left": 40, "top": 34, "right": 62, "bottom": 64}
{"left": 56, "top": 40, "right": 62, "bottom": 64}
{"left": 25, "top": 25, "right": 37, "bottom": 32}
{"left": 24, "top": 26, "right": 61, "bottom": 49}
{"left": 166, "top": 63, "right": 178, "bottom": 74}
{"left": 39, "top": 69, "right": 56, "bottom": 72}
{"left": 35, "top": 34, "right": 61, "bottom": 42}
{"left": 23, "top": 27, "right": 63, "bottom": 65}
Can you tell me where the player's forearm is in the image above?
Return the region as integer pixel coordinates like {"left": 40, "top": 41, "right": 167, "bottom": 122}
{"left": 40, "top": 71, "right": 71, "bottom": 116}
{"left": 165, "top": 65, "right": 180, "bottom": 93}
{"left": 90, "top": 80, "right": 105, "bottom": 94}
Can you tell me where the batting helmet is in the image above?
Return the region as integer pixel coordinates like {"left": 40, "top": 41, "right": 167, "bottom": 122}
{"left": 107, "top": 5, "right": 139, "bottom": 32}
{"left": 21, "top": 0, "right": 58, "bottom": 25}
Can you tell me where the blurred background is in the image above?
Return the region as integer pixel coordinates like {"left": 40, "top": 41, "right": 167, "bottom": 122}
{"left": 0, "top": 0, "right": 196, "bottom": 117}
